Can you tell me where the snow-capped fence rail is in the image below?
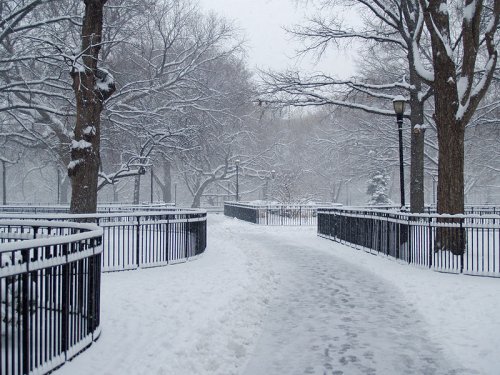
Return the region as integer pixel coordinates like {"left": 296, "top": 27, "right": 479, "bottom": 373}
{"left": 318, "top": 207, "right": 500, "bottom": 277}
{"left": 0, "top": 210, "right": 207, "bottom": 272}
{"left": 224, "top": 202, "right": 318, "bottom": 226}
{"left": 0, "top": 203, "right": 174, "bottom": 214}
{"left": 0, "top": 220, "right": 103, "bottom": 375}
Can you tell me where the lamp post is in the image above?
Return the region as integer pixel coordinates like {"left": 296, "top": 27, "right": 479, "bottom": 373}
{"left": 393, "top": 96, "right": 406, "bottom": 209}
{"left": 235, "top": 159, "right": 240, "bottom": 202}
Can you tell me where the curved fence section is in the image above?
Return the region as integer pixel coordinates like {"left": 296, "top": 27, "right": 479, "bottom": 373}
{"left": 0, "top": 220, "right": 103, "bottom": 375}
{"left": 318, "top": 207, "right": 500, "bottom": 277}
{"left": 0, "top": 210, "right": 207, "bottom": 273}
{"left": 0, "top": 203, "right": 174, "bottom": 214}
{"left": 224, "top": 202, "right": 319, "bottom": 225}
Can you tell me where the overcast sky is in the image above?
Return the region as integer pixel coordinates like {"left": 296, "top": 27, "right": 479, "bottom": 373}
{"left": 198, "top": 0, "right": 357, "bottom": 78}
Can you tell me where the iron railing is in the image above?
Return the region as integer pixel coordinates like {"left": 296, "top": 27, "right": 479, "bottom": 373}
{"left": 0, "top": 203, "right": 174, "bottom": 214}
{"left": 318, "top": 207, "right": 500, "bottom": 277}
{"left": 0, "top": 220, "right": 103, "bottom": 375}
{"left": 0, "top": 210, "right": 207, "bottom": 272}
{"left": 224, "top": 202, "right": 320, "bottom": 226}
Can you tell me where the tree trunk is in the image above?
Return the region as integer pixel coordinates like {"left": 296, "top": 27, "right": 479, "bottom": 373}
{"left": 409, "top": 91, "right": 425, "bottom": 213}
{"left": 69, "top": 0, "right": 114, "bottom": 214}
{"left": 191, "top": 192, "right": 201, "bottom": 208}
{"left": 435, "top": 116, "right": 466, "bottom": 254}
{"left": 163, "top": 160, "right": 172, "bottom": 203}
{"left": 191, "top": 178, "right": 213, "bottom": 208}
{"left": 60, "top": 175, "right": 70, "bottom": 205}
{"left": 1, "top": 160, "right": 6, "bottom": 205}
{"left": 133, "top": 174, "right": 141, "bottom": 204}
{"left": 408, "top": 50, "right": 426, "bottom": 213}
{"left": 112, "top": 184, "right": 119, "bottom": 203}
{"left": 424, "top": 0, "right": 465, "bottom": 254}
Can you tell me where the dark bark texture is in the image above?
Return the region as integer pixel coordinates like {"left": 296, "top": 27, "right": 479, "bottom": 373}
{"left": 69, "top": 0, "right": 115, "bottom": 214}
{"left": 408, "top": 63, "right": 425, "bottom": 213}
{"left": 421, "top": 0, "right": 500, "bottom": 254}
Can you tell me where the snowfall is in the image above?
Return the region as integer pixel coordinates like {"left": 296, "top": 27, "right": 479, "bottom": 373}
{"left": 57, "top": 214, "right": 500, "bottom": 375}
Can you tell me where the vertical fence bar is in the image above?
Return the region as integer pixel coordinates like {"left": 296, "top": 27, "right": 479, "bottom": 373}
{"left": 136, "top": 217, "right": 141, "bottom": 268}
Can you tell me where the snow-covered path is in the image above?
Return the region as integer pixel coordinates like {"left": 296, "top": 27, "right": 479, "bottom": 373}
{"left": 57, "top": 214, "right": 500, "bottom": 375}
{"left": 239, "top": 234, "right": 468, "bottom": 375}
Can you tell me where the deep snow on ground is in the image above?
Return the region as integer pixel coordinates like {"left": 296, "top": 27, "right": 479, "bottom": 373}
{"left": 58, "top": 214, "right": 500, "bottom": 375}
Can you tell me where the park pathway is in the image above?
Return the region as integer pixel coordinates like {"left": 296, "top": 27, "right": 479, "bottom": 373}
{"left": 228, "top": 218, "right": 474, "bottom": 375}
{"left": 56, "top": 215, "right": 483, "bottom": 375}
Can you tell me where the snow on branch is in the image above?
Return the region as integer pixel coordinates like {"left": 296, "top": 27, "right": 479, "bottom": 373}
{"left": 260, "top": 71, "right": 410, "bottom": 117}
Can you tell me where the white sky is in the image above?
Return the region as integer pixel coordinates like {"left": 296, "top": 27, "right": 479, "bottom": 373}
{"left": 197, "top": 0, "right": 357, "bottom": 78}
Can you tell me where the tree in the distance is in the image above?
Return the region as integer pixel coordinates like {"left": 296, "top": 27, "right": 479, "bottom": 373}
{"left": 367, "top": 170, "right": 392, "bottom": 205}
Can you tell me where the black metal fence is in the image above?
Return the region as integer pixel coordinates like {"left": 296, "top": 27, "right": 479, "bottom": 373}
{"left": 224, "top": 202, "right": 318, "bottom": 226}
{"left": 318, "top": 207, "right": 500, "bottom": 277}
{"left": 0, "top": 219, "right": 103, "bottom": 375}
{"left": 0, "top": 203, "right": 174, "bottom": 214}
{"left": 0, "top": 210, "right": 208, "bottom": 272}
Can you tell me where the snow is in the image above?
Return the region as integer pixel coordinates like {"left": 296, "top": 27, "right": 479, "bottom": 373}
{"left": 71, "top": 139, "right": 92, "bottom": 150}
{"left": 95, "top": 68, "right": 115, "bottom": 92}
{"left": 457, "top": 76, "right": 468, "bottom": 101}
{"left": 391, "top": 95, "right": 406, "bottom": 104}
{"left": 463, "top": 0, "right": 476, "bottom": 22}
{"left": 413, "top": 123, "right": 428, "bottom": 131}
{"left": 56, "top": 215, "right": 500, "bottom": 375}
{"left": 412, "top": 41, "right": 435, "bottom": 82}
{"left": 83, "top": 126, "right": 96, "bottom": 136}
{"left": 439, "top": 2, "right": 448, "bottom": 14}
{"left": 67, "top": 159, "right": 82, "bottom": 170}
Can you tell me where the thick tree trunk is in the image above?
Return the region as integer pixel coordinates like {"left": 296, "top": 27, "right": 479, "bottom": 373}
{"left": 435, "top": 117, "right": 466, "bottom": 254}
{"left": 423, "top": 0, "right": 465, "bottom": 254}
{"left": 408, "top": 63, "right": 425, "bottom": 213}
{"left": 69, "top": 0, "right": 114, "bottom": 214}
{"left": 410, "top": 131, "right": 425, "bottom": 212}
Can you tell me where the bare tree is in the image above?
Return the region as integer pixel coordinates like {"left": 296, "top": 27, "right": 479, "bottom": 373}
{"left": 68, "top": 0, "right": 116, "bottom": 213}
{"left": 416, "top": 0, "right": 500, "bottom": 252}
{"left": 262, "top": 0, "right": 435, "bottom": 212}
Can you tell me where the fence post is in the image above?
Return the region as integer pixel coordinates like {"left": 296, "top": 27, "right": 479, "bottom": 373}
{"left": 428, "top": 216, "right": 433, "bottom": 269}
{"left": 22, "top": 248, "right": 30, "bottom": 375}
{"left": 136, "top": 216, "right": 141, "bottom": 268}
{"left": 407, "top": 215, "right": 412, "bottom": 264}
{"left": 61, "top": 243, "right": 70, "bottom": 359}
{"left": 185, "top": 218, "right": 189, "bottom": 259}
{"left": 460, "top": 219, "right": 464, "bottom": 274}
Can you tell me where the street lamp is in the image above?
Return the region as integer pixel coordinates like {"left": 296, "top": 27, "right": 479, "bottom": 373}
{"left": 393, "top": 96, "right": 406, "bottom": 208}
{"left": 235, "top": 159, "right": 240, "bottom": 202}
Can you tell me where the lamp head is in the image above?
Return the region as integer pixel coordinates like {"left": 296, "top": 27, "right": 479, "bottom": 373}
{"left": 392, "top": 96, "right": 406, "bottom": 115}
